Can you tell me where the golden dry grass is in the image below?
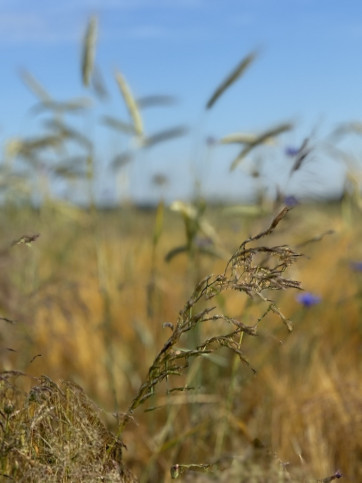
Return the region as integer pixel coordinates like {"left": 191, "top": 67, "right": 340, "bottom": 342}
{"left": 1, "top": 201, "right": 361, "bottom": 481}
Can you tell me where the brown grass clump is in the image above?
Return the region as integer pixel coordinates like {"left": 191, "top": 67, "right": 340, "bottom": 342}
{"left": 0, "top": 372, "right": 136, "bottom": 482}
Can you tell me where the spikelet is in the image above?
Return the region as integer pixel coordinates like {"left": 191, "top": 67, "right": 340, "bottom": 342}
{"left": 82, "top": 16, "right": 98, "bottom": 87}
{"left": 230, "top": 122, "right": 293, "bottom": 171}
{"left": 115, "top": 70, "right": 143, "bottom": 137}
{"left": 206, "top": 50, "right": 258, "bottom": 109}
{"left": 220, "top": 132, "right": 274, "bottom": 145}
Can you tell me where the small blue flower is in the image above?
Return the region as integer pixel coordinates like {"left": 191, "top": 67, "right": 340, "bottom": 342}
{"left": 284, "top": 195, "right": 299, "bottom": 207}
{"left": 285, "top": 146, "right": 300, "bottom": 157}
{"left": 296, "top": 292, "right": 321, "bottom": 307}
{"left": 350, "top": 261, "right": 362, "bottom": 272}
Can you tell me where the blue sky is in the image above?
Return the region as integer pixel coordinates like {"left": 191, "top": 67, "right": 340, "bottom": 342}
{"left": 1, "top": 0, "right": 362, "bottom": 204}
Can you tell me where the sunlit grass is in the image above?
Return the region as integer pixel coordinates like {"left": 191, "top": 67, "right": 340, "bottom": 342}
{"left": 1, "top": 201, "right": 361, "bottom": 481}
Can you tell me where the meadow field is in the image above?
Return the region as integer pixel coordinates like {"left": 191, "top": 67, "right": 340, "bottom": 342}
{"left": 1, "top": 199, "right": 361, "bottom": 482}
{"left": 1, "top": 16, "right": 362, "bottom": 482}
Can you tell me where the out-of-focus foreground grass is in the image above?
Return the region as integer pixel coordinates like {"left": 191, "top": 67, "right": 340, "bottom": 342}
{"left": 1, "top": 200, "right": 361, "bottom": 481}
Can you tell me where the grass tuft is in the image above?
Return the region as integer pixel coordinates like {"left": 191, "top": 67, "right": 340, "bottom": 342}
{"left": 0, "top": 372, "right": 136, "bottom": 482}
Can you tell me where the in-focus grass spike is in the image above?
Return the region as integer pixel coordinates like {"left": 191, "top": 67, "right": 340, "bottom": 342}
{"left": 206, "top": 50, "right": 258, "bottom": 110}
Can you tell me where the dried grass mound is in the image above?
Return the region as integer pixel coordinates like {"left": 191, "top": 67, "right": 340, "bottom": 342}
{"left": 0, "top": 371, "right": 136, "bottom": 482}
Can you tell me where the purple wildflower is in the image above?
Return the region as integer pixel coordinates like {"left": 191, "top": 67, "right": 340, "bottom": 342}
{"left": 285, "top": 146, "right": 300, "bottom": 157}
{"left": 334, "top": 469, "right": 343, "bottom": 479}
{"left": 296, "top": 292, "right": 321, "bottom": 307}
{"left": 321, "top": 470, "right": 343, "bottom": 482}
{"left": 350, "top": 261, "right": 362, "bottom": 272}
{"left": 284, "top": 195, "right": 299, "bottom": 207}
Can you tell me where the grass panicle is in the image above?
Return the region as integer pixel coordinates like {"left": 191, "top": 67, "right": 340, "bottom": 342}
{"left": 116, "top": 207, "right": 301, "bottom": 439}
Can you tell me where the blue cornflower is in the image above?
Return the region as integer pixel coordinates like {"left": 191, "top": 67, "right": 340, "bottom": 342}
{"left": 284, "top": 195, "right": 299, "bottom": 207}
{"left": 285, "top": 146, "right": 300, "bottom": 157}
{"left": 350, "top": 261, "right": 362, "bottom": 272}
{"left": 296, "top": 292, "right": 321, "bottom": 307}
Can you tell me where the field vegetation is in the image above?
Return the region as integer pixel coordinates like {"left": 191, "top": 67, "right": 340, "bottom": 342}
{"left": 1, "top": 16, "right": 361, "bottom": 482}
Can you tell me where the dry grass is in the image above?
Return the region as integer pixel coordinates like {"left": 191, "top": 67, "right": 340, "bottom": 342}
{"left": 0, "top": 373, "right": 135, "bottom": 482}
{"left": 1, "top": 201, "right": 361, "bottom": 481}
